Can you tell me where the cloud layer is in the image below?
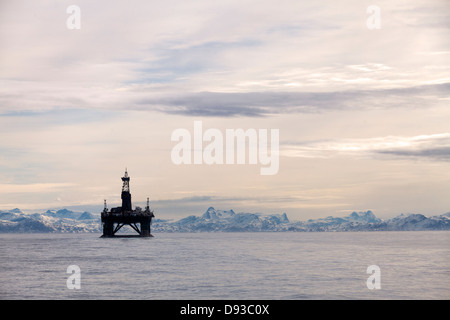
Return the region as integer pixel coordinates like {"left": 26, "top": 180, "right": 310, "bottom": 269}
{"left": 282, "top": 133, "right": 450, "bottom": 161}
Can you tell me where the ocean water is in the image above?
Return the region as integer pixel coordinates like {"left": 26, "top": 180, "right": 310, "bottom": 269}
{"left": 0, "top": 231, "right": 449, "bottom": 300}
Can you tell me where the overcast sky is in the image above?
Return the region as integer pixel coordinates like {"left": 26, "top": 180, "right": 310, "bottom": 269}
{"left": 0, "top": 0, "right": 449, "bottom": 220}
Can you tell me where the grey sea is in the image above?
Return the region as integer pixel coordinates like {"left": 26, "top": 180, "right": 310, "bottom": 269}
{"left": 0, "top": 231, "right": 449, "bottom": 300}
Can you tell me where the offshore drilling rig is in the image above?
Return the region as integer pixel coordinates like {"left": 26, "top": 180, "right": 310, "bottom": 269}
{"left": 101, "top": 169, "right": 154, "bottom": 237}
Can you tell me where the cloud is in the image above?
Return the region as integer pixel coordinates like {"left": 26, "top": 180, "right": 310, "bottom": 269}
{"left": 1, "top": 1, "right": 449, "bottom": 117}
{"left": 377, "top": 146, "right": 450, "bottom": 160}
{"left": 0, "top": 183, "right": 77, "bottom": 194}
{"left": 133, "top": 83, "right": 450, "bottom": 117}
{"left": 282, "top": 133, "right": 450, "bottom": 161}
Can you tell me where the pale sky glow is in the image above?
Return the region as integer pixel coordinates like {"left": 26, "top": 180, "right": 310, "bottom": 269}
{"left": 0, "top": 0, "right": 449, "bottom": 220}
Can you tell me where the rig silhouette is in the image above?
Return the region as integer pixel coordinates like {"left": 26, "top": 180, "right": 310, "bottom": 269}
{"left": 101, "top": 169, "right": 154, "bottom": 237}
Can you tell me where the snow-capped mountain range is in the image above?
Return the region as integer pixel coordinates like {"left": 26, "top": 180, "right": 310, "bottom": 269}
{"left": 0, "top": 206, "right": 449, "bottom": 233}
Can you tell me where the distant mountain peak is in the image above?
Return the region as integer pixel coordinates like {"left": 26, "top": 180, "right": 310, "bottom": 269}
{"left": 348, "top": 210, "right": 379, "bottom": 223}
{"left": 56, "top": 208, "right": 74, "bottom": 215}
{"left": 202, "top": 207, "right": 235, "bottom": 220}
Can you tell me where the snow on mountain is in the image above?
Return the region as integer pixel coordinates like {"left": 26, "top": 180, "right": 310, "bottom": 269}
{"left": 0, "top": 208, "right": 101, "bottom": 233}
{"left": 201, "top": 207, "right": 236, "bottom": 220}
{"left": 0, "top": 207, "right": 449, "bottom": 233}
{"left": 42, "top": 209, "right": 88, "bottom": 220}
{"left": 382, "top": 213, "right": 450, "bottom": 231}
{"left": 155, "top": 207, "right": 290, "bottom": 232}
{"left": 152, "top": 208, "right": 449, "bottom": 232}
{"left": 288, "top": 210, "right": 383, "bottom": 232}
{"left": 0, "top": 209, "right": 24, "bottom": 221}
{"left": 348, "top": 210, "right": 379, "bottom": 223}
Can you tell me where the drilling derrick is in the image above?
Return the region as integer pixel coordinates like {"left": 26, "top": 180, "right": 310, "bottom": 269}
{"left": 101, "top": 169, "right": 154, "bottom": 237}
{"left": 121, "top": 169, "right": 132, "bottom": 212}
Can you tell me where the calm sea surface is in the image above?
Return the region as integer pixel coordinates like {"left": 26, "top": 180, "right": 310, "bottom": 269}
{"left": 0, "top": 231, "right": 449, "bottom": 300}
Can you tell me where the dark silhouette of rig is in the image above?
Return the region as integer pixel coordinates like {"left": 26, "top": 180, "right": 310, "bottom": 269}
{"left": 101, "top": 169, "right": 154, "bottom": 237}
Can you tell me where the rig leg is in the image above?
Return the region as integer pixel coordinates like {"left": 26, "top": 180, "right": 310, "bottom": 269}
{"left": 102, "top": 221, "right": 114, "bottom": 237}
{"left": 141, "top": 220, "right": 151, "bottom": 237}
